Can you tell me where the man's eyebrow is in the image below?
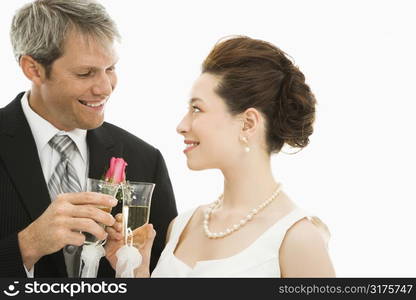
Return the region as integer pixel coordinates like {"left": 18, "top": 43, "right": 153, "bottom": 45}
{"left": 73, "top": 63, "right": 117, "bottom": 70}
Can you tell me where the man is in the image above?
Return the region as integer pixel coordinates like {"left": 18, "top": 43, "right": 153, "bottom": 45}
{"left": 0, "top": 0, "right": 177, "bottom": 277}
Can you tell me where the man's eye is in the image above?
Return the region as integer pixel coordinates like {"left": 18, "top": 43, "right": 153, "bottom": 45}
{"left": 77, "top": 71, "right": 92, "bottom": 78}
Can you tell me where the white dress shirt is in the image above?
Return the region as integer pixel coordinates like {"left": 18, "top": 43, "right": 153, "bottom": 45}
{"left": 21, "top": 91, "right": 89, "bottom": 277}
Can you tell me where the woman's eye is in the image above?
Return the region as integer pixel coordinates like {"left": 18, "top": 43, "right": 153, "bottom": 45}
{"left": 191, "top": 106, "right": 201, "bottom": 113}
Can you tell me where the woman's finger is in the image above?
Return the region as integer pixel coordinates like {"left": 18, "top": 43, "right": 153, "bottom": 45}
{"left": 131, "top": 224, "right": 154, "bottom": 246}
{"left": 106, "top": 226, "right": 123, "bottom": 240}
{"left": 115, "top": 213, "right": 123, "bottom": 222}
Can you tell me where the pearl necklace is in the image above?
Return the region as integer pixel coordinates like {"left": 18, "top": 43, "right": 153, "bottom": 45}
{"left": 203, "top": 184, "right": 282, "bottom": 239}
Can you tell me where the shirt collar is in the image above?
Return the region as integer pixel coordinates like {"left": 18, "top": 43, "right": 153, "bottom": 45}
{"left": 21, "top": 91, "right": 88, "bottom": 162}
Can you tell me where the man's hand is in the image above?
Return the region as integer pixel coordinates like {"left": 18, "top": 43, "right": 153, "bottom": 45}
{"left": 105, "top": 213, "right": 156, "bottom": 277}
{"left": 18, "top": 192, "right": 118, "bottom": 270}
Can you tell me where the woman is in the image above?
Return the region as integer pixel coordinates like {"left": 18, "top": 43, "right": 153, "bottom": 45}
{"left": 106, "top": 36, "right": 335, "bottom": 277}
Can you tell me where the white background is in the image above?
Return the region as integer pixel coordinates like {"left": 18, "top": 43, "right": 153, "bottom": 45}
{"left": 1, "top": 0, "right": 415, "bottom": 277}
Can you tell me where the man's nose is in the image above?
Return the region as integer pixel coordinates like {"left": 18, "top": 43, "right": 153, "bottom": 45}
{"left": 92, "top": 72, "right": 115, "bottom": 97}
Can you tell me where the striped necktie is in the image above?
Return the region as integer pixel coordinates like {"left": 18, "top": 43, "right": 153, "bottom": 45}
{"left": 48, "top": 135, "right": 82, "bottom": 199}
{"left": 47, "top": 134, "right": 82, "bottom": 277}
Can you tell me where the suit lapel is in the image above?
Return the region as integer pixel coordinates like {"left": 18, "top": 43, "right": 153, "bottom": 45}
{"left": 87, "top": 125, "right": 123, "bottom": 214}
{"left": 0, "top": 93, "right": 68, "bottom": 277}
{"left": 0, "top": 93, "right": 51, "bottom": 222}
{"left": 87, "top": 125, "right": 116, "bottom": 180}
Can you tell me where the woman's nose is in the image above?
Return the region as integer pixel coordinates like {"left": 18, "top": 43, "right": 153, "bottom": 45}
{"left": 176, "top": 114, "right": 190, "bottom": 135}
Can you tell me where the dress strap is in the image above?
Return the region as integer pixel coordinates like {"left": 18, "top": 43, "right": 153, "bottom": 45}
{"left": 274, "top": 207, "right": 331, "bottom": 248}
{"left": 276, "top": 207, "right": 309, "bottom": 233}
{"left": 168, "top": 207, "right": 199, "bottom": 243}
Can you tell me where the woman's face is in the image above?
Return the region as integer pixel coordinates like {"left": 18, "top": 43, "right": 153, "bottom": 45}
{"left": 176, "top": 73, "right": 243, "bottom": 170}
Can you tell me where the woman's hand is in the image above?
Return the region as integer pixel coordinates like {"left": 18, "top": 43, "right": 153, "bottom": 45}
{"left": 105, "top": 213, "right": 156, "bottom": 277}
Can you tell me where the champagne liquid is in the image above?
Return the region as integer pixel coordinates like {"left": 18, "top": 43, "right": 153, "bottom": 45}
{"left": 124, "top": 205, "right": 149, "bottom": 230}
{"left": 83, "top": 206, "right": 112, "bottom": 245}
{"left": 123, "top": 205, "right": 150, "bottom": 244}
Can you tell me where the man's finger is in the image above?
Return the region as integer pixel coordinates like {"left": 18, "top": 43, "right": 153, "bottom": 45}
{"left": 64, "top": 192, "right": 117, "bottom": 207}
{"left": 70, "top": 205, "right": 115, "bottom": 227}
{"left": 64, "top": 231, "right": 86, "bottom": 247}
{"left": 69, "top": 218, "right": 108, "bottom": 241}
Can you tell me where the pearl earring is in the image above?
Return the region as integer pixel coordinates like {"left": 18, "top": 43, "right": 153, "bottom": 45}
{"left": 241, "top": 136, "right": 250, "bottom": 153}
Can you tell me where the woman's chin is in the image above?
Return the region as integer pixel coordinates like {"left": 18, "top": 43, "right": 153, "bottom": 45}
{"left": 186, "top": 160, "right": 208, "bottom": 171}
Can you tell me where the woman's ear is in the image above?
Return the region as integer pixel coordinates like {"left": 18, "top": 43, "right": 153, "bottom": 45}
{"left": 240, "top": 108, "right": 262, "bottom": 136}
{"left": 20, "top": 55, "right": 47, "bottom": 85}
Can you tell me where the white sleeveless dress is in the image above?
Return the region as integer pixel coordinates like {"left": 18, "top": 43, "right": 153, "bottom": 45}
{"left": 151, "top": 206, "right": 328, "bottom": 277}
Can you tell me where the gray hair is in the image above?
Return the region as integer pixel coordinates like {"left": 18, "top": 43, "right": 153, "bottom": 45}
{"left": 10, "top": 0, "right": 120, "bottom": 76}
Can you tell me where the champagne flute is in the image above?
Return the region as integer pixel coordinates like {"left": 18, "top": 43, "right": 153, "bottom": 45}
{"left": 121, "top": 181, "right": 155, "bottom": 246}
{"left": 83, "top": 178, "right": 120, "bottom": 245}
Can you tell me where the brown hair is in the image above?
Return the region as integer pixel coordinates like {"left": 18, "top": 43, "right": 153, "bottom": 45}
{"left": 202, "top": 36, "right": 316, "bottom": 154}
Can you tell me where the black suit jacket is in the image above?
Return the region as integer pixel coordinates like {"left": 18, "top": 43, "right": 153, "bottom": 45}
{"left": 0, "top": 92, "right": 177, "bottom": 277}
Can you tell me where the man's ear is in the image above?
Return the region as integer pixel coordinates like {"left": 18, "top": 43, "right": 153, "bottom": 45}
{"left": 20, "top": 55, "right": 47, "bottom": 85}
{"left": 240, "top": 107, "right": 262, "bottom": 136}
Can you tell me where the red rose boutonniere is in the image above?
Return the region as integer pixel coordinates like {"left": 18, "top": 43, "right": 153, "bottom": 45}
{"left": 105, "top": 157, "right": 128, "bottom": 184}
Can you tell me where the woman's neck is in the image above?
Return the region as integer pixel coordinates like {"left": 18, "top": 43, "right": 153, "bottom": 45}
{"left": 220, "top": 155, "right": 279, "bottom": 213}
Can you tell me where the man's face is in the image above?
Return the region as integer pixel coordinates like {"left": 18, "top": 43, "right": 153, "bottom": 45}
{"left": 32, "top": 30, "right": 118, "bottom": 131}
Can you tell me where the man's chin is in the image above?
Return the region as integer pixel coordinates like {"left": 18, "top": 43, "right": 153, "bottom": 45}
{"left": 77, "top": 118, "right": 105, "bottom": 130}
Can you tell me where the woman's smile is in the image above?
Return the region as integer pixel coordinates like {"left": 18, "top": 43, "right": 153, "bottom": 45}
{"left": 183, "top": 140, "right": 200, "bottom": 153}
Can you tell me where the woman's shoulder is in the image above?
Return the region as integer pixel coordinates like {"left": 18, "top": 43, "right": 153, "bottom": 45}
{"left": 278, "top": 209, "right": 335, "bottom": 277}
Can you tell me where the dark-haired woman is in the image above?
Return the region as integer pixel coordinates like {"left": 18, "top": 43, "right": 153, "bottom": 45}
{"left": 106, "top": 36, "right": 335, "bottom": 277}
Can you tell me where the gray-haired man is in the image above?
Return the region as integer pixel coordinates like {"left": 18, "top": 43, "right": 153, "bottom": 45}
{"left": 0, "top": 0, "right": 177, "bottom": 277}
